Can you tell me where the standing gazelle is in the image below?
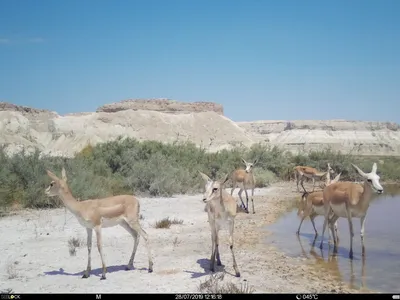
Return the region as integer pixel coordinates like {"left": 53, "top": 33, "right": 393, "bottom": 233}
{"left": 230, "top": 158, "right": 257, "bottom": 214}
{"left": 199, "top": 172, "right": 241, "bottom": 277}
{"left": 45, "top": 168, "right": 154, "bottom": 280}
{"left": 296, "top": 167, "right": 342, "bottom": 241}
{"left": 319, "top": 163, "right": 383, "bottom": 259}
{"left": 294, "top": 164, "right": 334, "bottom": 192}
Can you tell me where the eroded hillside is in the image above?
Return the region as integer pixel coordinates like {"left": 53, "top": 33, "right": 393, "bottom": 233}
{"left": 0, "top": 99, "right": 399, "bottom": 156}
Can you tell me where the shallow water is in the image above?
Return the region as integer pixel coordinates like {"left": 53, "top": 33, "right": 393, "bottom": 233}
{"left": 268, "top": 184, "right": 400, "bottom": 292}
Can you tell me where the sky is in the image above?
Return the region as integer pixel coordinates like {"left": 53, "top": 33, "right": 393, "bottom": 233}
{"left": 0, "top": 0, "right": 399, "bottom": 122}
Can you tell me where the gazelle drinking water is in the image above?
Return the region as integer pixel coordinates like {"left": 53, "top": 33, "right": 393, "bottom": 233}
{"left": 296, "top": 164, "right": 342, "bottom": 242}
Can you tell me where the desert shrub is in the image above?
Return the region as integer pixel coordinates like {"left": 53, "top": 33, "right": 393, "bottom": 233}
{"left": 154, "top": 217, "right": 184, "bottom": 229}
{"left": 198, "top": 273, "right": 255, "bottom": 294}
{"left": 0, "top": 138, "right": 398, "bottom": 208}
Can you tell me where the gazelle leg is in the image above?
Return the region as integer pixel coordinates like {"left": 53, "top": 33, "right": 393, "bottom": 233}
{"left": 296, "top": 216, "right": 306, "bottom": 235}
{"left": 310, "top": 215, "right": 318, "bottom": 236}
{"left": 238, "top": 188, "right": 247, "bottom": 212}
{"left": 319, "top": 206, "right": 331, "bottom": 250}
{"left": 229, "top": 220, "right": 240, "bottom": 277}
{"left": 345, "top": 203, "right": 354, "bottom": 259}
{"left": 130, "top": 222, "right": 154, "bottom": 272}
{"left": 360, "top": 214, "right": 367, "bottom": 257}
{"left": 120, "top": 221, "right": 139, "bottom": 270}
{"left": 210, "top": 229, "right": 217, "bottom": 272}
{"left": 94, "top": 226, "right": 107, "bottom": 280}
{"left": 215, "top": 229, "right": 222, "bottom": 266}
{"left": 251, "top": 187, "right": 255, "bottom": 214}
{"left": 244, "top": 187, "right": 250, "bottom": 213}
{"left": 82, "top": 228, "right": 92, "bottom": 279}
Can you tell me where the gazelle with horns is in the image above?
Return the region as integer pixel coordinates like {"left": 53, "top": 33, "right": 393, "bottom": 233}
{"left": 199, "top": 171, "right": 241, "bottom": 277}
{"left": 45, "top": 168, "right": 154, "bottom": 280}
{"left": 294, "top": 164, "right": 334, "bottom": 192}
{"left": 230, "top": 157, "right": 257, "bottom": 214}
{"left": 296, "top": 164, "right": 342, "bottom": 241}
{"left": 319, "top": 163, "right": 383, "bottom": 259}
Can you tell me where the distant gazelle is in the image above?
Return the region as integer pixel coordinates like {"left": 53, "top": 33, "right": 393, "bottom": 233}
{"left": 199, "top": 171, "right": 241, "bottom": 277}
{"left": 294, "top": 164, "right": 334, "bottom": 192}
{"left": 319, "top": 163, "right": 383, "bottom": 259}
{"left": 296, "top": 165, "right": 342, "bottom": 241}
{"left": 230, "top": 158, "right": 257, "bottom": 214}
{"left": 45, "top": 168, "right": 154, "bottom": 280}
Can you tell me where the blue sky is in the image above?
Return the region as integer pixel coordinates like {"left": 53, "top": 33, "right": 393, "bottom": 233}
{"left": 0, "top": 0, "right": 399, "bottom": 122}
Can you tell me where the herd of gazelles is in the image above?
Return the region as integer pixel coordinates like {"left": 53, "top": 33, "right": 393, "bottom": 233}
{"left": 44, "top": 158, "right": 383, "bottom": 280}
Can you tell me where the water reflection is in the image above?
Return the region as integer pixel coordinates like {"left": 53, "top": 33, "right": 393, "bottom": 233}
{"left": 268, "top": 184, "right": 400, "bottom": 292}
{"left": 296, "top": 235, "right": 366, "bottom": 290}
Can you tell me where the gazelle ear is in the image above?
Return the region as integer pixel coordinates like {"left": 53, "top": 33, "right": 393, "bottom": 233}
{"left": 241, "top": 157, "right": 247, "bottom": 164}
{"left": 253, "top": 159, "right": 258, "bottom": 165}
{"left": 46, "top": 170, "right": 59, "bottom": 182}
{"left": 351, "top": 163, "right": 367, "bottom": 177}
{"left": 371, "top": 163, "right": 377, "bottom": 174}
{"left": 61, "top": 168, "right": 67, "bottom": 182}
{"left": 332, "top": 172, "right": 341, "bottom": 183}
{"left": 198, "top": 171, "right": 212, "bottom": 182}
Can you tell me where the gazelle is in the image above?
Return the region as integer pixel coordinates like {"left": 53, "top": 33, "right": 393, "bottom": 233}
{"left": 296, "top": 169, "right": 342, "bottom": 241}
{"left": 230, "top": 158, "right": 257, "bottom": 214}
{"left": 199, "top": 171, "right": 241, "bottom": 277}
{"left": 294, "top": 164, "right": 334, "bottom": 192}
{"left": 319, "top": 163, "right": 383, "bottom": 259}
{"left": 45, "top": 168, "right": 154, "bottom": 280}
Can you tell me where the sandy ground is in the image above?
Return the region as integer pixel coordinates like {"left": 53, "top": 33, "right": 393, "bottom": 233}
{"left": 0, "top": 182, "right": 361, "bottom": 293}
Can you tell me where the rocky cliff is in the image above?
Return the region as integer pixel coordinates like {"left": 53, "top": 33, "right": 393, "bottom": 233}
{"left": 96, "top": 98, "right": 224, "bottom": 115}
{"left": 0, "top": 99, "right": 399, "bottom": 157}
{"left": 237, "top": 119, "right": 400, "bottom": 156}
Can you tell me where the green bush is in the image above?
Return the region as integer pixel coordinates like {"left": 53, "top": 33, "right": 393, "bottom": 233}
{"left": 0, "top": 138, "right": 398, "bottom": 209}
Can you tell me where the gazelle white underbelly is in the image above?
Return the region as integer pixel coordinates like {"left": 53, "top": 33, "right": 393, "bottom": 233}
{"left": 101, "top": 217, "right": 124, "bottom": 228}
{"left": 303, "top": 173, "right": 314, "bottom": 179}
{"left": 330, "top": 203, "right": 366, "bottom": 219}
{"left": 313, "top": 205, "right": 325, "bottom": 216}
{"left": 76, "top": 216, "right": 123, "bottom": 228}
{"left": 209, "top": 214, "right": 232, "bottom": 231}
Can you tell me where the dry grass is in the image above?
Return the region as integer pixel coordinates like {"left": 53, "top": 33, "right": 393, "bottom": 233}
{"left": 6, "top": 261, "right": 18, "bottom": 279}
{"left": 0, "top": 288, "right": 13, "bottom": 294}
{"left": 172, "top": 236, "right": 182, "bottom": 247}
{"left": 154, "top": 217, "right": 184, "bottom": 229}
{"left": 198, "top": 273, "right": 255, "bottom": 294}
{"left": 68, "top": 236, "right": 84, "bottom": 256}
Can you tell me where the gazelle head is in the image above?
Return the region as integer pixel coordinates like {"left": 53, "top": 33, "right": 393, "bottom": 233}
{"left": 241, "top": 158, "right": 257, "bottom": 173}
{"left": 45, "top": 168, "right": 69, "bottom": 197}
{"left": 351, "top": 163, "right": 383, "bottom": 194}
{"left": 199, "top": 171, "right": 229, "bottom": 203}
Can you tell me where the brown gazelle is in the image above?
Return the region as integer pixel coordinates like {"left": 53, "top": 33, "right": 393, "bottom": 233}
{"left": 319, "top": 163, "right": 383, "bottom": 259}
{"left": 296, "top": 167, "right": 342, "bottom": 241}
{"left": 294, "top": 164, "right": 334, "bottom": 192}
{"left": 45, "top": 168, "right": 154, "bottom": 280}
{"left": 199, "top": 171, "right": 241, "bottom": 277}
{"left": 230, "top": 158, "right": 257, "bottom": 214}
